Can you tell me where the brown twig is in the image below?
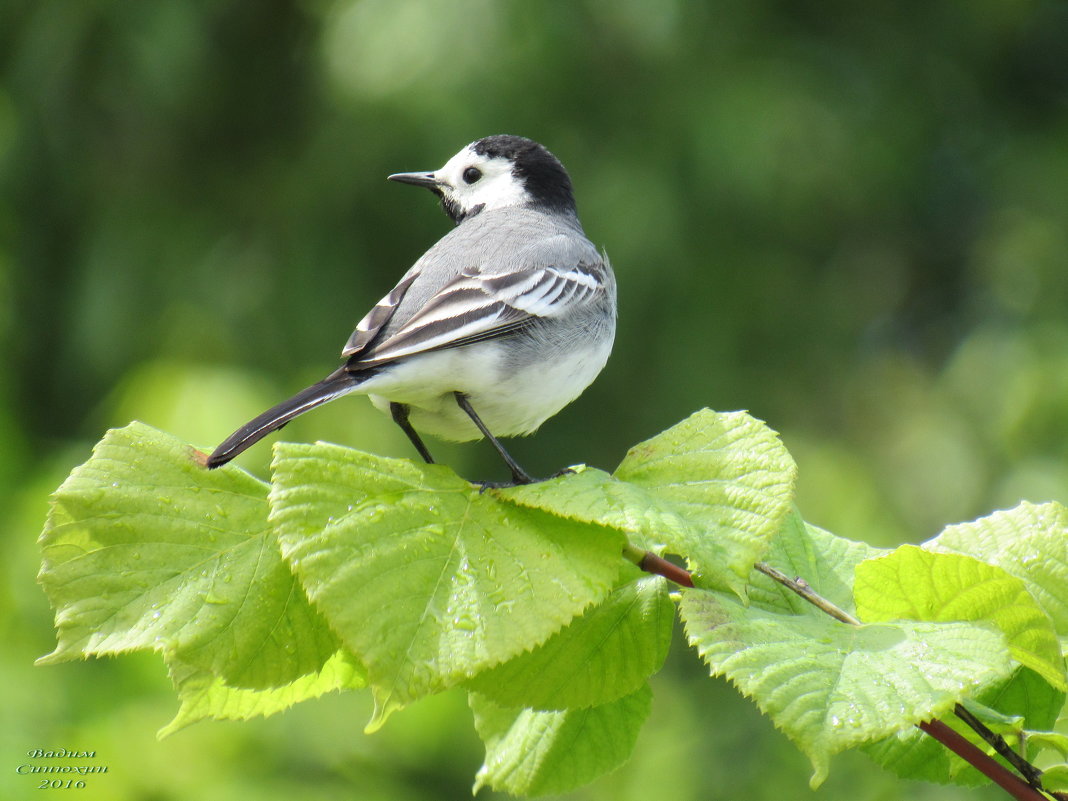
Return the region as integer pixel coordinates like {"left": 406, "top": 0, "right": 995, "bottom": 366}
{"left": 953, "top": 703, "right": 1044, "bottom": 789}
{"left": 918, "top": 720, "right": 1047, "bottom": 801}
{"left": 622, "top": 544, "right": 694, "bottom": 587}
{"left": 753, "top": 562, "right": 860, "bottom": 624}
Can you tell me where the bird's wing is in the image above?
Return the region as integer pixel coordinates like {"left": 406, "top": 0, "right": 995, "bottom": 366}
{"left": 342, "top": 268, "right": 420, "bottom": 357}
{"left": 348, "top": 238, "right": 608, "bottom": 367}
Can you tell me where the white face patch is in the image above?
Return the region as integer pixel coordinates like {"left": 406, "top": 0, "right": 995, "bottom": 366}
{"left": 434, "top": 145, "right": 532, "bottom": 217}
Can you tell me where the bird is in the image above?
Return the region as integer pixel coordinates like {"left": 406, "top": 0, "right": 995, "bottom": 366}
{"left": 205, "top": 134, "right": 616, "bottom": 485}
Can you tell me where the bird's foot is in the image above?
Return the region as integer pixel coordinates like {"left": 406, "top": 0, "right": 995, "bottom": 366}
{"left": 471, "top": 466, "right": 575, "bottom": 492}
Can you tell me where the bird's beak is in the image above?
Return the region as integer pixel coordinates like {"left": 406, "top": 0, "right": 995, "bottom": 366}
{"left": 387, "top": 171, "right": 442, "bottom": 191}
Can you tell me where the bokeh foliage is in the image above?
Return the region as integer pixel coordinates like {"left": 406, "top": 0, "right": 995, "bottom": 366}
{"left": 3, "top": 1, "right": 1067, "bottom": 799}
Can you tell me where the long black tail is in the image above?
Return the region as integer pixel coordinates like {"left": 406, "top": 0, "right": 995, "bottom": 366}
{"left": 206, "top": 367, "right": 360, "bottom": 468}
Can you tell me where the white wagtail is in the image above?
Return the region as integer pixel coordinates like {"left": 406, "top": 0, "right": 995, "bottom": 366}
{"left": 206, "top": 135, "right": 616, "bottom": 485}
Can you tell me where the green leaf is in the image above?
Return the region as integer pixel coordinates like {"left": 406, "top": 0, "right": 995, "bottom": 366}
{"left": 498, "top": 466, "right": 734, "bottom": 586}
{"left": 926, "top": 501, "right": 1068, "bottom": 639}
{"left": 1026, "top": 730, "right": 1068, "bottom": 759}
{"left": 159, "top": 649, "right": 367, "bottom": 738}
{"left": 269, "top": 443, "right": 624, "bottom": 729}
{"left": 748, "top": 510, "right": 888, "bottom": 616}
{"left": 465, "top": 571, "right": 672, "bottom": 710}
{"left": 988, "top": 665, "right": 1065, "bottom": 731}
{"left": 1042, "top": 764, "right": 1068, "bottom": 793}
{"left": 614, "top": 409, "right": 797, "bottom": 590}
{"left": 37, "top": 422, "right": 339, "bottom": 688}
{"left": 470, "top": 685, "right": 652, "bottom": 797}
{"left": 680, "top": 588, "right": 1013, "bottom": 787}
{"left": 854, "top": 545, "right": 1066, "bottom": 691}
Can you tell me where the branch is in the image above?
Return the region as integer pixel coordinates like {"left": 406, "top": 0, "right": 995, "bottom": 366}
{"left": 622, "top": 544, "right": 693, "bottom": 587}
{"left": 628, "top": 547, "right": 1050, "bottom": 801}
{"left": 753, "top": 562, "right": 860, "bottom": 624}
{"left": 918, "top": 720, "right": 1047, "bottom": 801}
{"left": 954, "top": 703, "right": 1045, "bottom": 789}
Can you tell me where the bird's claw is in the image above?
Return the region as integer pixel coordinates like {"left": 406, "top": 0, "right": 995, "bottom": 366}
{"left": 471, "top": 466, "right": 575, "bottom": 493}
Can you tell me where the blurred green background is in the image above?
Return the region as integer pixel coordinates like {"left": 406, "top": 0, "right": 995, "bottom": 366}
{"left": 3, "top": 1, "right": 1067, "bottom": 799}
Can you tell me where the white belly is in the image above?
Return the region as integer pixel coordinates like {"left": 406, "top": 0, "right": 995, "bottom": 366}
{"left": 362, "top": 336, "right": 613, "bottom": 442}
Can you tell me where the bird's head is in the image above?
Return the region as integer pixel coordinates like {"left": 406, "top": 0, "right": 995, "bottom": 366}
{"left": 388, "top": 135, "right": 577, "bottom": 225}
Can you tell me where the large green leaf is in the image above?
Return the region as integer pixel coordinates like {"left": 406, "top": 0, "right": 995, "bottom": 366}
{"left": 680, "top": 588, "right": 1013, "bottom": 786}
{"left": 269, "top": 443, "right": 624, "bottom": 729}
{"left": 926, "top": 502, "right": 1068, "bottom": 640}
{"left": 498, "top": 466, "right": 726, "bottom": 581}
{"left": 465, "top": 570, "right": 672, "bottom": 710}
{"left": 38, "top": 423, "right": 338, "bottom": 689}
{"left": 614, "top": 409, "right": 796, "bottom": 590}
{"left": 855, "top": 545, "right": 1065, "bottom": 691}
{"left": 470, "top": 685, "right": 652, "bottom": 797}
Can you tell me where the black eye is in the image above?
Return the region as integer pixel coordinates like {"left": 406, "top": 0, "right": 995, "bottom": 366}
{"left": 462, "top": 167, "right": 482, "bottom": 184}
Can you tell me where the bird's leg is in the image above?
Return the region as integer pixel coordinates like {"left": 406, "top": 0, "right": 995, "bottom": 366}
{"left": 453, "top": 392, "right": 535, "bottom": 486}
{"left": 390, "top": 402, "right": 436, "bottom": 464}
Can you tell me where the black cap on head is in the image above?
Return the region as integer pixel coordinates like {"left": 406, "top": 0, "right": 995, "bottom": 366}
{"left": 472, "top": 135, "right": 577, "bottom": 215}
